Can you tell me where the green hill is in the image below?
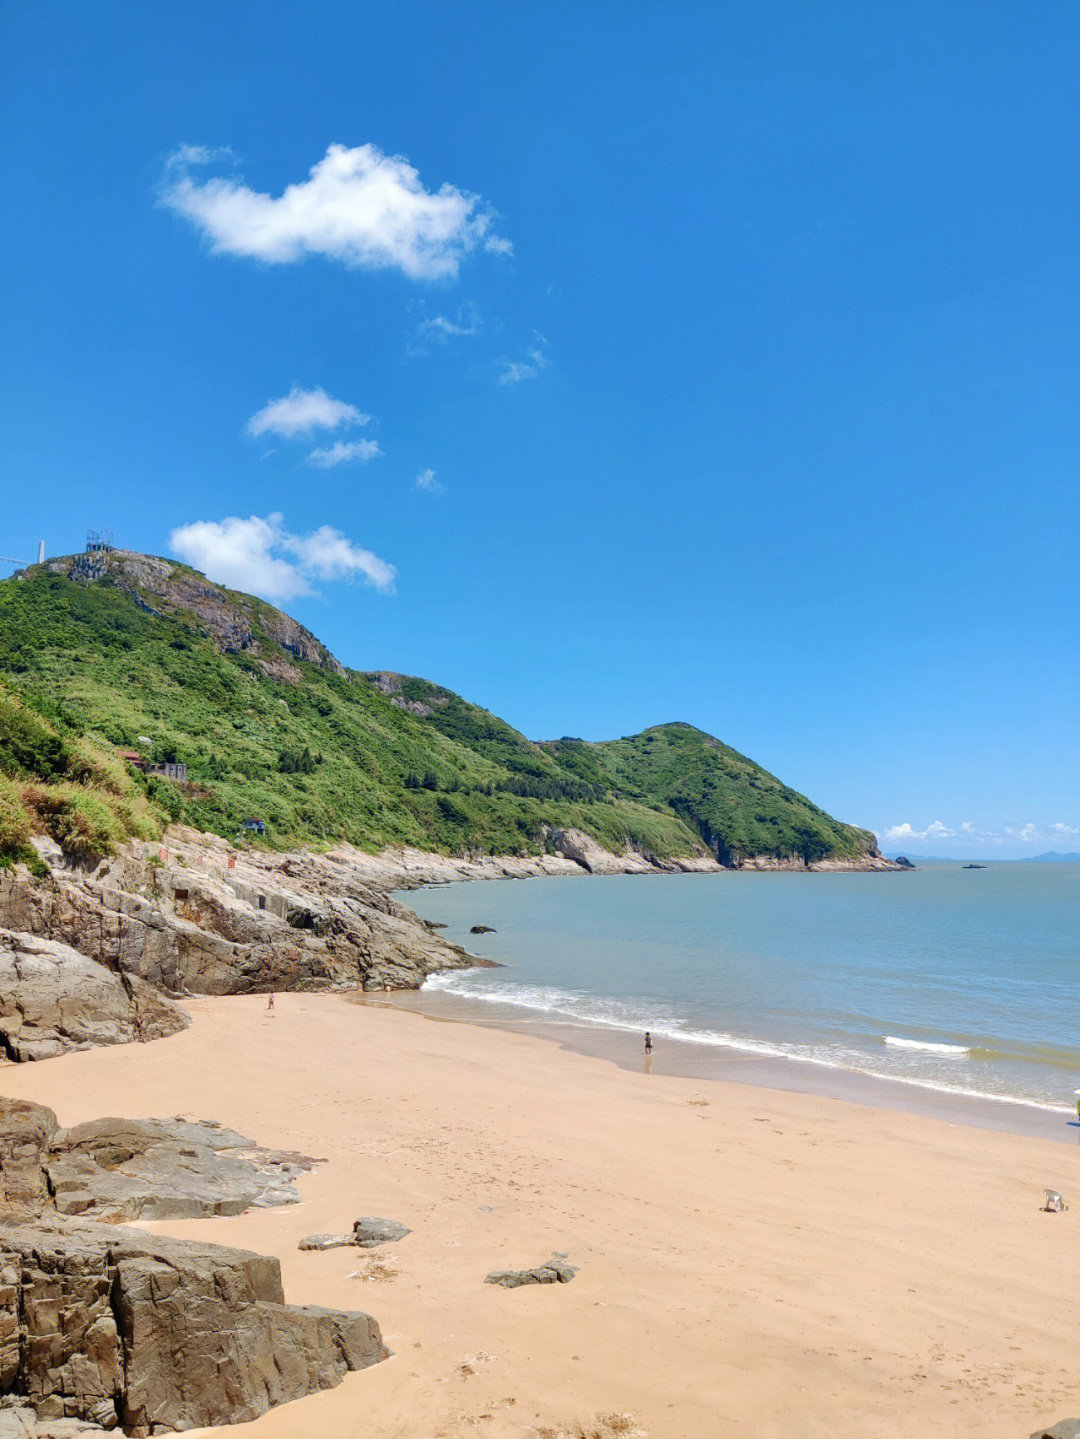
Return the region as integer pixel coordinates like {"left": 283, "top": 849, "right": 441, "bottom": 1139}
{"left": 0, "top": 551, "right": 882, "bottom": 869}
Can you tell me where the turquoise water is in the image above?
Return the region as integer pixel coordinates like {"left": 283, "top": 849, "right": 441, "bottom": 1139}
{"left": 399, "top": 863, "right": 1080, "bottom": 1115}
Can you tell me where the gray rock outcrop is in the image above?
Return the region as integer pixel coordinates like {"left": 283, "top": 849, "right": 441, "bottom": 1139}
{"left": 0, "top": 1099, "right": 58, "bottom": 1216}
{"left": 298, "top": 1218, "right": 410, "bottom": 1252}
{"left": 484, "top": 1255, "right": 577, "bottom": 1287}
{"left": 0, "top": 833, "right": 477, "bottom": 1008}
{"left": 44, "top": 1118, "right": 320, "bottom": 1222}
{"left": 1031, "top": 1423, "right": 1080, "bottom": 1439}
{"left": 0, "top": 933, "right": 188, "bottom": 1062}
{"left": 353, "top": 1217, "right": 410, "bottom": 1248}
{"left": 0, "top": 1219, "right": 387, "bottom": 1435}
{"left": 0, "top": 1412, "right": 109, "bottom": 1436}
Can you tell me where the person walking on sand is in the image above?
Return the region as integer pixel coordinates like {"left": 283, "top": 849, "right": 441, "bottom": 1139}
{"left": 644, "top": 1031, "right": 652, "bottom": 1056}
{"left": 267, "top": 993, "right": 274, "bottom": 1012}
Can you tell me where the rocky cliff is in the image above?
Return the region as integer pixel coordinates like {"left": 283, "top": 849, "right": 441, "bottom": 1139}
{"left": 0, "top": 830, "right": 476, "bottom": 1036}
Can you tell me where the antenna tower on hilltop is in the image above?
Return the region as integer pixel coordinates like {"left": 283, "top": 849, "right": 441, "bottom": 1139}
{"left": 86, "top": 528, "right": 115, "bottom": 554}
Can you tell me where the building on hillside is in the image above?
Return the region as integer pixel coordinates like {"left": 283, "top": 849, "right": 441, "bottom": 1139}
{"left": 148, "top": 762, "right": 188, "bottom": 782}
{"left": 117, "top": 749, "right": 147, "bottom": 770}
{"left": 85, "top": 528, "right": 115, "bottom": 554}
{"left": 242, "top": 817, "right": 266, "bottom": 835}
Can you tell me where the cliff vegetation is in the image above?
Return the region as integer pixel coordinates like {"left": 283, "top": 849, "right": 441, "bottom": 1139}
{"left": 0, "top": 553, "right": 881, "bottom": 867}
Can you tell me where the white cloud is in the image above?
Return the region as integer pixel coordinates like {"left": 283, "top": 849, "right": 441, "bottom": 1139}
{"left": 307, "top": 439, "right": 382, "bottom": 468}
{"left": 161, "top": 143, "right": 509, "bottom": 280}
{"left": 1004, "top": 822, "right": 1040, "bottom": 843}
{"left": 1050, "top": 822, "right": 1079, "bottom": 838}
{"left": 169, "top": 513, "right": 396, "bottom": 600}
{"left": 413, "top": 468, "right": 445, "bottom": 496}
{"left": 498, "top": 332, "right": 551, "bottom": 385}
{"left": 282, "top": 525, "right": 397, "bottom": 591}
{"left": 247, "top": 387, "right": 369, "bottom": 439}
{"left": 881, "top": 820, "right": 955, "bottom": 843}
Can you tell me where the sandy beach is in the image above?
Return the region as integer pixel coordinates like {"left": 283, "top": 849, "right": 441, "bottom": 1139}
{"left": 3, "top": 991, "right": 1077, "bottom": 1438}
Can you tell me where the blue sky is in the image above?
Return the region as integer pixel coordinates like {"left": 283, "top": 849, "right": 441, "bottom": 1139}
{"left": 2, "top": 1, "right": 1078, "bottom": 858}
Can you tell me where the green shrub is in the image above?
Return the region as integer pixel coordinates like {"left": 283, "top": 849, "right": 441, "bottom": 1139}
{"left": 0, "top": 686, "right": 68, "bottom": 779}
{"left": 0, "top": 775, "right": 31, "bottom": 856}
{"left": 65, "top": 736, "right": 132, "bottom": 795}
{"left": 24, "top": 782, "right": 122, "bottom": 859}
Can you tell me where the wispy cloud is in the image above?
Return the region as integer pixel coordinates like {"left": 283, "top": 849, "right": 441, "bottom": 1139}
{"left": 161, "top": 143, "right": 510, "bottom": 280}
{"left": 498, "top": 332, "right": 550, "bottom": 385}
{"left": 247, "top": 387, "right": 369, "bottom": 439}
{"left": 307, "top": 439, "right": 382, "bottom": 468}
{"left": 413, "top": 468, "right": 445, "bottom": 496}
{"left": 414, "top": 302, "right": 482, "bottom": 348}
{"left": 169, "top": 513, "right": 396, "bottom": 600}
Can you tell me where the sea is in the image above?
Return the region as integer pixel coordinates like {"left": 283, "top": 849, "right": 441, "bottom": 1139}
{"left": 393, "top": 862, "right": 1080, "bottom": 1141}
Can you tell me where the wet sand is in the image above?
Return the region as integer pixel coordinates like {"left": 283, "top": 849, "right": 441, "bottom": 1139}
{"left": 378, "top": 985, "right": 1080, "bottom": 1145}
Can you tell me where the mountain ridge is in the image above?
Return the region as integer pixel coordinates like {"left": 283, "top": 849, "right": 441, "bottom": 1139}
{"left": 0, "top": 550, "right": 893, "bottom": 871}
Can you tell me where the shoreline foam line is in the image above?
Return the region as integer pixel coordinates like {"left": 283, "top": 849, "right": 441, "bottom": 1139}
{"left": 419, "top": 973, "right": 1075, "bottom": 1117}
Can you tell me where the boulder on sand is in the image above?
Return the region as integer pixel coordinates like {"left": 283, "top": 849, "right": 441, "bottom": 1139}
{"left": 0, "top": 930, "right": 188, "bottom": 1062}
{"left": 0, "top": 1219, "right": 388, "bottom": 1435}
{"left": 45, "top": 1117, "right": 321, "bottom": 1222}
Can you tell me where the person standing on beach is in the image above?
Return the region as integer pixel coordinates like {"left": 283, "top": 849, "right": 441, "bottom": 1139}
{"left": 267, "top": 993, "right": 274, "bottom": 1012}
{"left": 644, "top": 1031, "right": 652, "bottom": 1056}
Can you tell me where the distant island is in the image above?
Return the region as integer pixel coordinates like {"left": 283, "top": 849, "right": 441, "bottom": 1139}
{"left": 1018, "top": 852, "right": 1080, "bottom": 863}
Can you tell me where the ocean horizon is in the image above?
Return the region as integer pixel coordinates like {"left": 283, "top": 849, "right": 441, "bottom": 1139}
{"left": 395, "top": 862, "right": 1080, "bottom": 1137}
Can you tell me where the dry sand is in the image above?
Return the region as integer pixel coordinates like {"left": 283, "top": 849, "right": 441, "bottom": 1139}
{"left": 3, "top": 991, "right": 1077, "bottom": 1438}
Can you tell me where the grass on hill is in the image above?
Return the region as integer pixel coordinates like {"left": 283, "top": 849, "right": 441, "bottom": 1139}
{"left": 0, "top": 559, "right": 878, "bottom": 867}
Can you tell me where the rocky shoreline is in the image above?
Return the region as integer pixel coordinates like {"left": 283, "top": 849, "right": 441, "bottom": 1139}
{"left": 0, "top": 823, "right": 903, "bottom": 1433}
{"left": 1, "top": 825, "right": 903, "bottom": 1068}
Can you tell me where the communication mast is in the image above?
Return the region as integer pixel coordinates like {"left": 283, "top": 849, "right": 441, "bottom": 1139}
{"left": 85, "top": 528, "right": 115, "bottom": 554}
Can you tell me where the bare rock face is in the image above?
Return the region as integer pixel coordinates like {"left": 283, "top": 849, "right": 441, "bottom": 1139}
{"left": 45, "top": 552, "right": 345, "bottom": 680}
{"left": 549, "top": 828, "right": 655, "bottom": 876}
{"left": 0, "top": 1219, "right": 388, "bottom": 1435}
{"left": 0, "top": 932, "right": 189, "bottom": 1062}
{"left": 0, "top": 1413, "right": 109, "bottom": 1436}
{"left": 0, "top": 836, "right": 475, "bottom": 1005}
{"left": 0, "top": 1099, "right": 58, "bottom": 1216}
{"left": 44, "top": 1118, "right": 321, "bottom": 1222}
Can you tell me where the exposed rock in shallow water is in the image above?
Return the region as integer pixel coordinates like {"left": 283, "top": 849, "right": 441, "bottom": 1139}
{"left": 0, "top": 932, "right": 188, "bottom": 1062}
{"left": 44, "top": 1117, "right": 321, "bottom": 1222}
{"left": 0, "top": 1219, "right": 388, "bottom": 1435}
